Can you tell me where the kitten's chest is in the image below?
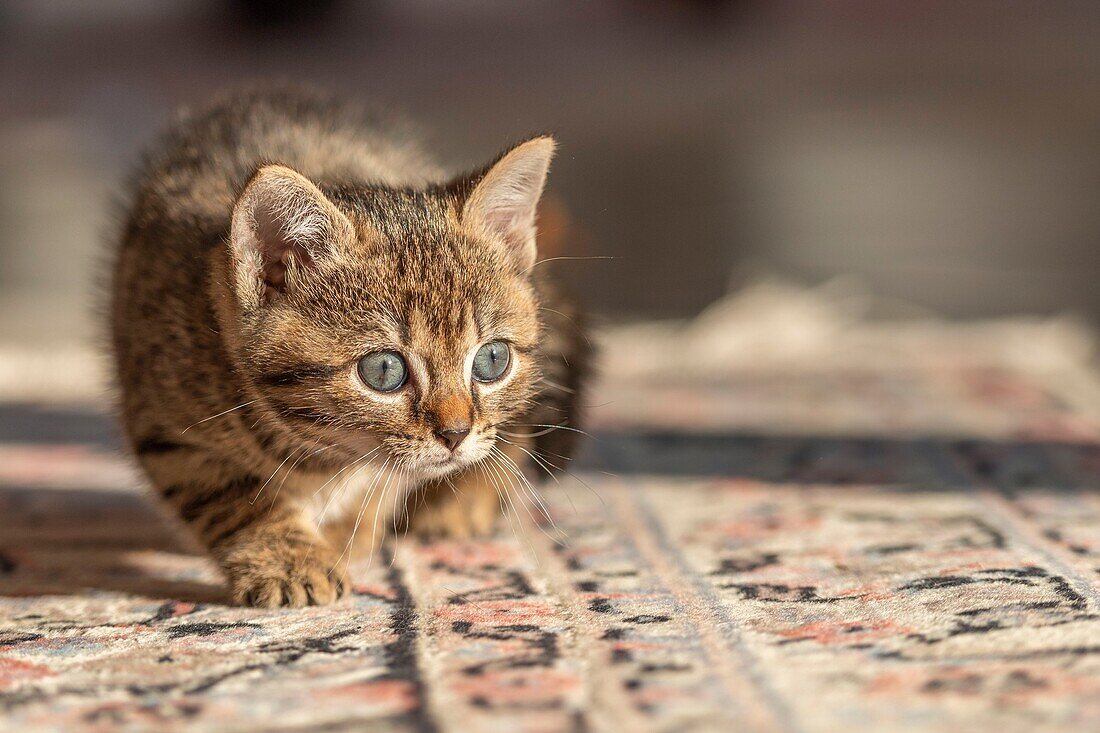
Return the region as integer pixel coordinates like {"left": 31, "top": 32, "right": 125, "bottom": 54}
{"left": 289, "top": 461, "right": 413, "bottom": 529}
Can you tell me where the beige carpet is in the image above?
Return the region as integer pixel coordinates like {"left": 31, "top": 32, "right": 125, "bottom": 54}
{"left": 2, "top": 284, "right": 1100, "bottom": 732}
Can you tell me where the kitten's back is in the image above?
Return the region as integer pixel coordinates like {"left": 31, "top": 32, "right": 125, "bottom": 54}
{"left": 127, "top": 89, "right": 444, "bottom": 244}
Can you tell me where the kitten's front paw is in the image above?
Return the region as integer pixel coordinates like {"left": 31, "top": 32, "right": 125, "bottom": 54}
{"left": 225, "top": 539, "right": 349, "bottom": 608}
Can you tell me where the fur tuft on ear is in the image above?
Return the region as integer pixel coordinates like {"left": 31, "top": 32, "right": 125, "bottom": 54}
{"left": 460, "top": 136, "right": 556, "bottom": 272}
{"left": 230, "top": 165, "right": 353, "bottom": 304}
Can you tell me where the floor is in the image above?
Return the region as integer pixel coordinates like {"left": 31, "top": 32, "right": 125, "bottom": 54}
{"left": 2, "top": 288, "right": 1100, "bottom": 732}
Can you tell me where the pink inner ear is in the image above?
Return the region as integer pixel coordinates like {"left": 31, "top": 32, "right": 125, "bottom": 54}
{"left": 467, "top": 179, "right": 543, "bottom": 267}
{"left": 251, "top": 196, "right": 319, "bottom": 293}
{"left": 483, "top": 208, "right": 530, "bottom": 246}
{"left": 462, "top": 138, "right": 555, "bottom": 271}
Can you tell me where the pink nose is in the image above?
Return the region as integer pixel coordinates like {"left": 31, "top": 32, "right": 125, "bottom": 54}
{"left": 435, "top": 428, "right": 470, "bottom": 452}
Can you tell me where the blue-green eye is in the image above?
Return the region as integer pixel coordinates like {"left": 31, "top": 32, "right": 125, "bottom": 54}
{"left": 358, "top": 351, "right": 407, "bottom": 392}
{"left": 472, "top": 341, "right": 511, "bottom": 383}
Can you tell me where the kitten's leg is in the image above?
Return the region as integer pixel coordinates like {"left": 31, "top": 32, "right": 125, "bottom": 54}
{"left": 136, "top": 446, "right": 348, "bottom": 608}
{"left": 319, "top": 485, "right": 400, "bottom": 565}
{"left": 403, "top": 440, "right": 535, "bottom": 539}
{"left": 404, "top": 469, "right": 503, "bottom": 540}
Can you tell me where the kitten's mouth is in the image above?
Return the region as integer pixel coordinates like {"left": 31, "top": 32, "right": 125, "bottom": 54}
{"left": 417, "top": 443, "right": 490, "bottom": 479}
{"left": 427, "top": 453, "right": 475, "bottom": 470}
{"left": 415, "top": 459, "right": 467, "bottom": 481}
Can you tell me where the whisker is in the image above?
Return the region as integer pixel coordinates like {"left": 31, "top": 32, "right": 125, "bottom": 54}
{"left": 558, "top": 465, "right": 606, "bottom": 508}
{"left": 493, "top": 446, "right": 558, "bottom": 531}
{"left": 500, "top": 426, "right": 558, "bottom": 439}
{"left": 402, "top": 465, "right": 425, "bottom": 539}
{"left": 528, "top": 444, "right": 575, "bottom": 463}
{"left": 536, "top": 378, "right": 576, "bottom": 395}
{"left": 503, "top": 439, "right": 604, "bottom": 509}
{"left": 388, "top": 464, "right": 406, "bottom": 567}
{"left": 251, "top": 445, "right": 305, "bottom": 506}
{"left": 521, "top": 255, "right": 615, "bottom": 276}
{"left": 365, "top": 459, "right": 400, "bottom": 568}
{"left": 312, "top": 446, "right": 380, "bottom": 499}
{"left": 536, "top": 305, "right": 594, "bottom": 346}
{"left": 491, "top": 448, "right": 565, "bottom": 548}
{"left": 498, "top": 438, "right": 583, "bottom": 516}
{"left": 390, "top": 463, "right": 411, "bottom": 565}
{"left": 484, "top": 454, "right": 524, "bottom": 538}
{"left": 497, "top": 437, "right": 560, "bottom": 482}
{"left": 510, "top": 423, "right": 593, "bottom": 438}
{"left": 338, "top": 456, "right": 391, "bottom": 571}
{"left": 442, "top": 586, "right": 491, "bottom": 613}
{"left": 273, "top": 442, "right": 333, "bottom": 500}
{"left": 314, "top": 448, "right": 380, "bottom": 528}
{"left": 181, "top": 399, "right": 258, "bottom": 433}
{"left": 486, "top": 452, "right": 546, "bottom": 559}
{"left": 480, "top": 460, "right": 521, "bottom": 543}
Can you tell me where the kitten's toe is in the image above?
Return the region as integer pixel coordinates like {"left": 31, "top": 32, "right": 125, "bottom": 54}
{"left": 227, "top": 543, "right": 349, "bottom": 608}
{"left": 235, "top": 570, "right": 348, "bottom": 608}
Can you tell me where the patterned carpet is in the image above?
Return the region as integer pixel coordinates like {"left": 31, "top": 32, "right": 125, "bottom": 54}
{"left": 3, "top": 287, "right": 1100, "bottom": 732}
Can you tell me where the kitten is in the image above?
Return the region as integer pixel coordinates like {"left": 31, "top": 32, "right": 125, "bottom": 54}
{"left": 109, "top": 90, "right": 590, "bottom": 608}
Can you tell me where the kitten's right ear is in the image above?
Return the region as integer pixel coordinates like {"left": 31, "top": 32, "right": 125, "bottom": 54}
{"left": 230, "top": 165, "right": 353, "bottom": 305}
{"left": 457, "top": 136, "right": 556, "bottom": 273}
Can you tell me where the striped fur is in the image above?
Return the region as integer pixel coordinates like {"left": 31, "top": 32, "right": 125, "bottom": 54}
{"left": 109, "top": 89, "right": 590, "bottom": 607}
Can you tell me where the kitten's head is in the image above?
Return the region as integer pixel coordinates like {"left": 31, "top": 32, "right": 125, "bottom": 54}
{"left": 223, "top": 137, "right": 556, "bottom": 479}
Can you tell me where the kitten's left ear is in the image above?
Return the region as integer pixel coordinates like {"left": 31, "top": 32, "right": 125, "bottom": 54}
{"left": 460, "top": 136, "right": 556, "bottom": 272}
{"left": 230, "top": 165, "right": 354, "bottom": 305}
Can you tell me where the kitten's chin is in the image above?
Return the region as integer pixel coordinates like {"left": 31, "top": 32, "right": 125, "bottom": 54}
{"left": 414, "top": 445, "right": 491, "bottom": 482}
{"left": 415, "top": 460, "right": 469, "bottom": 482}
{"left": 415, "top": 463, "right": 461, "bottom": 481}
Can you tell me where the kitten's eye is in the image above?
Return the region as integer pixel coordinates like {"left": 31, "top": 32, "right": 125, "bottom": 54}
{"left": 472, "top": 341, "right": 511, "bottom": 383}
{"left": 358, "top": 351, "right": 407, "bottom": 392}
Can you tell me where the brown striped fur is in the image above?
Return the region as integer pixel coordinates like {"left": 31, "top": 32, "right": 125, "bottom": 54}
{"left": 109, "top": 90, "right": 590, "bottom": 607}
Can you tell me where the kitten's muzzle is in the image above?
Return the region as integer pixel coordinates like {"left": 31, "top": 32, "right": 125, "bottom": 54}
{"left": 427, "top": 392, "right": 474, "bottom": 453}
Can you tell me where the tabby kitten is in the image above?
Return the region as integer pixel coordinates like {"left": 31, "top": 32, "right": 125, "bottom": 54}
{"left": 110, "top": 91, "right": 589, "bottom": 608}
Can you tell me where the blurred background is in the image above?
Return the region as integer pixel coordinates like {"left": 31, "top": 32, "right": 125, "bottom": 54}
{"left": 2, "top": 0, "right": 1100, "bottom": 345}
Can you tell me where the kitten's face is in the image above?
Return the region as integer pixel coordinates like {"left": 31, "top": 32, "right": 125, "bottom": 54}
{"left": 226, "top": 138, "right": 554, "bottom": 480}
{"left": 246, "top": 211, "right": 541, "bottom": 479}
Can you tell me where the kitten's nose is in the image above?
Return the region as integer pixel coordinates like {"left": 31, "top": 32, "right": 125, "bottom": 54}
{"left": 435, "top": 427, "right": 470, "bottom": 452}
